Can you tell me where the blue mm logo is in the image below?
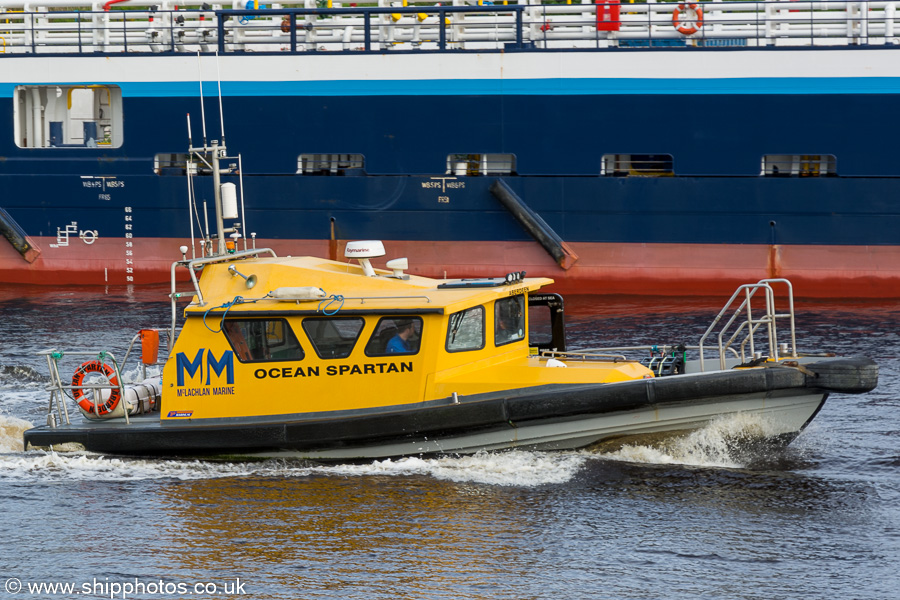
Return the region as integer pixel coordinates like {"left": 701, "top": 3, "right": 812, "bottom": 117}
{"left": 176, "top": 349, "right": 235, "bottom": 386}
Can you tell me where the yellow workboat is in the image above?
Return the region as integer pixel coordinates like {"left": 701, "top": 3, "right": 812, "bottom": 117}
{"left": 23, "top": 244, "right": 879, "bottom": 459}
{"left": 22, "top": 140, "right": 878, "bottom": 459}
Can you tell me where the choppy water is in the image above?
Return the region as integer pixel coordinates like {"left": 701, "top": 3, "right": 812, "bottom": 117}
{"left": 1, "top": 286, "right": 898, "bottom": 599}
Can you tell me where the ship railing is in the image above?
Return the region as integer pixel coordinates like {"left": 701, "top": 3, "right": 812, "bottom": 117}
{"left": 540, "top": 350, "right": 632, "bottom": 363}
{"left": 38, "top": 333, "right": 172, "bottom": 427}
{"left": 558, "top": 280, "right": 796, "bottom": 374}
{"left": 0, "top": 1, "right": 898, "bottom": 54}
{"left": 697, "top": 278, "right": 797, "bottom": 372}
{"left": 36, "top": 349, "right": 141, "bottom": 426}
{"left": 545, "top": 344, "right": 742, "bottom": 374}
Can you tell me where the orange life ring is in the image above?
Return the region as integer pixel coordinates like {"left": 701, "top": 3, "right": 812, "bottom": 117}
{"left": 672, "top": 3, "right": 703, "bottom": 35}
{"left": 72, "top": 360, "right": 121, "bottom": 416}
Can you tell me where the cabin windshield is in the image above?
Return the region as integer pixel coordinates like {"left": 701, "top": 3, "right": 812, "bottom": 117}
{"left": 302, "top": 317, "right": 365, "bottom": 359}
{"left": 223, "top": 319, "right": 305, "bottom": 362}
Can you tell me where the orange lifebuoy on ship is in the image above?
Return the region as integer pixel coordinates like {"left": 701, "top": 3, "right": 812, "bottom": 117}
{"left": 672, "top": 2, "right": 703, "bottom": 35}
{"left": 72, "top": 360, "right": 121, "bottom": 416}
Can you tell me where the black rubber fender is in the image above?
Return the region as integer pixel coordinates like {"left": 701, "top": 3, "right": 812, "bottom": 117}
{"left": 803, "top": 357, "right": 878, "bottom": 394}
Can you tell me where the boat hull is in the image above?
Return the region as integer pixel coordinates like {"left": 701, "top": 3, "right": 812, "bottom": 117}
{"left": 24, "top": 358, "right": 874, "bottom": 459}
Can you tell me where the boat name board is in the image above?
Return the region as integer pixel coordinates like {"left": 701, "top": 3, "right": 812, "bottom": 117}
{"left": 253, "top": 362, "right": 413, "bottom": 379}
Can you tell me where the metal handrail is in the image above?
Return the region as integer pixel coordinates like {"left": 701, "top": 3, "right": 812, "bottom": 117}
{"left": 540, "top": 350, "right": 630, "bottom": 363}
{"left": 0, "top": 2, "right": 897, "bottom": 55}
{"left": 38, "top": 349, "right": 128, "bottom": 424}
{"left": 698, "top": 278, "right": 797, "bottom": 371}
{"left": 579, "top": 343, "right": 740, "bottom": 360}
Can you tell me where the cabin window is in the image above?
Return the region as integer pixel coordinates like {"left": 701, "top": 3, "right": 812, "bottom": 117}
{"left": 223, "top": 319, "right": 305, "bottom": 362}
{"left": 761, "top": 155, "right": 836, "bottom": 177}
{"left": 601, "top": 154, "right": 674, "bottom": 177}
{"left": 302, "top": 317, "right": 365, "bottom": 359}
{"left": 14, "top": 85, "right": 123, "bottom": 149}
{"left": 365, "top": 317, "right": 423, "bottom": 357}
{"left": 494, "top": 296, "right": 525, "bottom": 346}
{"left": 446, "top": 306, "right": 485, "bottom": 352}
{"left": 297, "top": 154, "right": 365, "bottom": 175}
{"left": 446, "top": 154, "right": 517, "bottom": 176}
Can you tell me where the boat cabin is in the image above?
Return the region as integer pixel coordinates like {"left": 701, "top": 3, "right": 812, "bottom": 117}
{"left": 160, "top": 247, "right": 637, "bottom": 422}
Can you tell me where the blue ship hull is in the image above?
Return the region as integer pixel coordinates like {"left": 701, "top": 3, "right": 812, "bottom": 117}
{"left": 1, "top": 2, "right": 899, "bottom": 295}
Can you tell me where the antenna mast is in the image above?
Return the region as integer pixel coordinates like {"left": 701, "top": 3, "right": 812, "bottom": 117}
{"left": 216, "top": 50, "right": 226, "bottom": 149}
{"left": 186, "top": 52, "right": 249, "bottom": 258}
{"left": 197, "top": 51, "right": 208, "bottom": 147}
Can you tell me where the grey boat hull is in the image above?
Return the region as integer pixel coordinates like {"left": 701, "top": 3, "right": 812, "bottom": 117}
{"left": 23, "top": 357, "right": 876, "bottom": 460}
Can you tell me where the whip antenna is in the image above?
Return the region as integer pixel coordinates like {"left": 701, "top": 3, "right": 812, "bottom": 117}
{"left": 216, "top": 50, "right": 226, "bottom": 148}
{"left": 197, "top": 51, "right": 208, "bottom": 146}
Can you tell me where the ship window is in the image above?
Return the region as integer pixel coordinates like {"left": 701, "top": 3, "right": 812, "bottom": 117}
{"left": 302, "top": 317, "right": 365, "bottom": 359}
{"left": 761, "top": 155, "right": 836, "bottom": 177}
{"left": 446, "top": 154, "right": 517, "bottom": 176}
{"left": 297, "top": 154, "right": 366, "bottom": 175}
{"left": 495, "top": 296, "right": 525, "bottom": 346}
{"left": 601, "top": 154, "right": 674, "bottom": 177}
{"left": 365, "top": 316, "right": 423, "bottom": 357}
{"left": 446, "top": 306, "right": 485, "bottom": 352}
{"left": 223, "top": 319, "right": 305, "bottom": 362}
{"left": 14, "top": 85, "right": 123, "bottom": 149}
{"left": 154, "top": 153, "right": 213, "bottom": 176}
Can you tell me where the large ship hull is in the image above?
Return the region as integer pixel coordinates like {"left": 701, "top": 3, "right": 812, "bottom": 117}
{"left": 3, "top": 173, "right": 899, "bottom": 296}
{"left": 6, "top": 234, "right": 900, "bottom": 297}
{"left": 2, "top": 3, "right": 899, "bottom": 296}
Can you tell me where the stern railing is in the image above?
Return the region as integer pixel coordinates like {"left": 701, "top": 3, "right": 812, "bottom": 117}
{"left": 39, "top": 333, "right": 172, "bottom": 426}
{"left": 38, "top": 349, "right": 127, "bottom": 425}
